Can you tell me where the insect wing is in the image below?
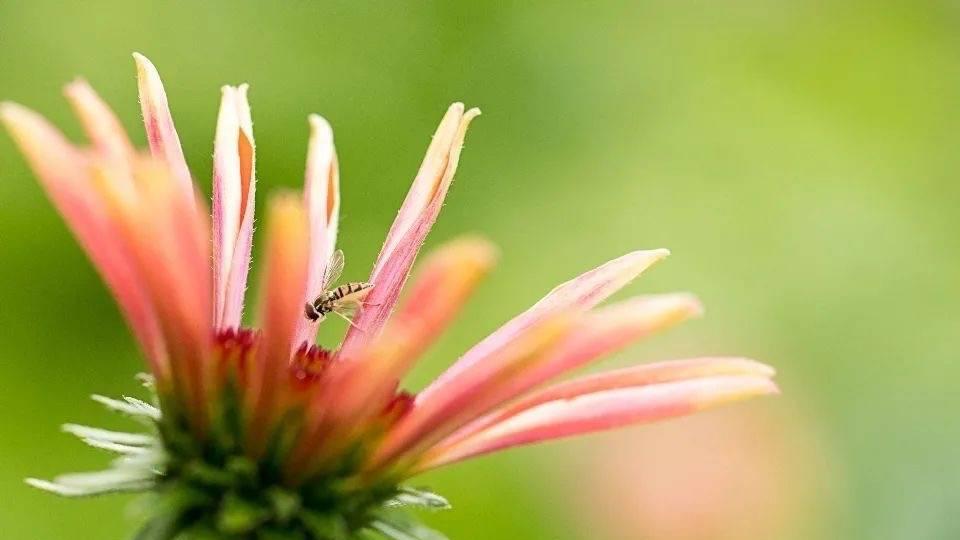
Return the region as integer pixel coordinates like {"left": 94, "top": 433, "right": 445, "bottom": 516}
{"left": 332, "top": 302, "right": 360, "bottom": 319}
{"left": 320, "top": 249, "right": 346, "bottom": 290}
{"left": 332, "top": 283, "right": 374, "bottom": 318}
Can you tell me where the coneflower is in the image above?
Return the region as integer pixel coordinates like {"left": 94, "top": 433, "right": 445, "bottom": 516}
{"left": 1, "top": 54, "right": 778, "bottom": 540}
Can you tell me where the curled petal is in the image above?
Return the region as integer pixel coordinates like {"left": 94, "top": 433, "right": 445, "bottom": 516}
{"left": 370, "top": 313, "right": 574, "bottom": 469}
{"left": 133, "top": 53, "right": 193, "bottom": 199}
{"left": 247, "top": 194, "right": 310, "bottom": 453}
{"left": 213, "top": 84, "right": 257, "bottom": 329}
{"left": 417, "top": 249, "right": 671, "bottom": 417}
{"left": 63, "top": 79, "right": 134, "bottom": 161}
{"left": 323, "top": 236, "right": 498, "bottom": 424}
{"left": 292, "top": 114, "right": 340, "bottom": 348}
{"left": 0, "top": 103, "right": 167, "bottom": 377}
{"left": 417, "top": 371, "right": 779, "bottom": 471}
{"left": 338, "top": 104, "right": 480, "bottom": 359}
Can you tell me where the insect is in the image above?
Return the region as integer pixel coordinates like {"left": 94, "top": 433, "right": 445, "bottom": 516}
{"left": 304, "top": 249, "right": 374, "bottom": 326}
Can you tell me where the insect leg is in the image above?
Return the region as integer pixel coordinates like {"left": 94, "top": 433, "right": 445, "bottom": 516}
{"left": 332, "top": 309, "right": 364, "bottom": 332}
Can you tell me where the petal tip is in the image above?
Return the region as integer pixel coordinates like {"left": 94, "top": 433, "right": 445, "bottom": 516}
{"left": 694, "top": 375, "right": 781, "bottom": 411}
{"left": 308, "top": 114, "right": 333, "bottom": 140}
{"left": 0, "top": 101, "right": 22, "bottom": 122}
{"left": 677, "top": 292, "right": 705, "bottom": 317}
{"left": 132, "top": 52, "right": 154, "bottom": 72}
{"left": 62, "top": 78, "right": 90, "bottom": 95}
{"left": 455, "top": 234, "right": 500, "bottom": 263}
{"left": 0, "top": 102, "right": 40, "bottom": 134}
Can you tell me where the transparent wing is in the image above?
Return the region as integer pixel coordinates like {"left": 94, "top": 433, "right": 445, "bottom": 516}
{"left": 331, "top": 286, "right": 373, "bottom": 320}
{"left": 320, "top": 249, "right": 345, "bottom": 290}
{"left": 332, "top": 303, "right": 360, "bottom": 319}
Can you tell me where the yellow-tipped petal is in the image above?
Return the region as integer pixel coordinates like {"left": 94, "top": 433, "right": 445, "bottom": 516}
{"left": 247, "top": 193, "right": 310, "bottom": 454}
{"left": 338, "top": 104, "right": 481, "bottom": 357}
{"left": 418, "top": 373, "right": 778, "bottom": 472}
{"left": 420, "top": 249, "right": 672, "bottom": 409}
{"left": 133, "top": 53, "right": 193, "bottom": 198}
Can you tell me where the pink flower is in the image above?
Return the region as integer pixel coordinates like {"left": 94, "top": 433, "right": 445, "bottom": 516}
{"left": 2, "top": 54, "right": 778, "bottom": 539}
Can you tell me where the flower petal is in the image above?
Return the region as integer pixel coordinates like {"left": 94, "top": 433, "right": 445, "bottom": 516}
{"left": 338, "top": 104, "right": 480, "bottom": 359}
{"left": 425, "top": 356, "right": 774, "bottom": 464}
{"left": 133, "top": 53, "right": 193, "bottom": 198}
{"left": 92, "top": 157, "right": 211, "bottom": 425}
{"left": 246, "top": 193, "right": 310, "bottom": 453}
{"left": 424, "top": 293, "right": 704, "bottom": 451}
{"left": 212, "top": 85, "right": 257, "bottom": 329}
{"left": 323, "top": 236, "right": 498, "bottom": 424}
{"left": 63, "top": 79, "right": 134, "bottom": 161}
{"left": 370, "top": 313, "right": 574, "bottom": 469}
{"left": 418, "top": 372, "right": 779, "bottom": 471}
{"left": 0, "top": 103, "right": 167, "bottom": 376}
{"left": 417, "top": 249, "right": 671, "bottom": 414}
{"left": 292, "top": 114, "right": 340, "bottom": 348}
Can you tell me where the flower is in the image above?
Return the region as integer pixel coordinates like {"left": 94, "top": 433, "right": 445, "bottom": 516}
{"left": 1, "top": 54, "right": 778, "bottom": 540}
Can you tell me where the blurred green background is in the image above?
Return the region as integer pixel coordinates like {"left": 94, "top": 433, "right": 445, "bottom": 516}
{"left": 2, "top": 1, "right": 959, "bottom": 538}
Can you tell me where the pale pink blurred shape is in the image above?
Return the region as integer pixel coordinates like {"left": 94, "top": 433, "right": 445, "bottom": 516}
{"left": 292, "top": 114, "right": 341, "bottom": 348}
{"left": 337, "top": 104, "right": 480, "bottom": 359}
{"left": 566, "top": 405, "right": 831, "bottom": 540}
{"left": 212, "top": 84, "right": 257, "bottom": 329}
{"left": 64, "top": 79, "right": 134, "bottom": 162}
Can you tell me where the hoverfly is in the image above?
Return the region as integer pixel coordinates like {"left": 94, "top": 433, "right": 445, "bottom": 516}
{"left": 304, "top": 249, "right": 374, "bottom": 326}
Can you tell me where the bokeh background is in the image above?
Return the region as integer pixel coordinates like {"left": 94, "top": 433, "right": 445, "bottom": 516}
{"left": 2, "top": 1, "right": 959, "bottom": 538}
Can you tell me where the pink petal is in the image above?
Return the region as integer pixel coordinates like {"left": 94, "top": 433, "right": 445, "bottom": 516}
{"left": 418, "top": 373, "right": 779, "bottom": 471}
{"left": 133, "top": 53, "right": 194, "bottom": 199}
{"left": 429, "top": 356, "right": 774, "bottom": 458}
{"left": 246, "top": 194, "right": 310, "bottom": 454}
{"left": 292, "top": 115, "right": 340, "bottom": 348}
{"left": 321, "top": 236, "right": 498, "bottom": 425}
{"left": 93, "top": 157, "right": 211, "bottom": 425}
{"left": 212, "top": 85, "right": 257, "bottom": 329}
{"left": 417, "top": 249, "right": 671, "bottom": 417}
{"left": 63, "top": 79, "right": 134, "bottom": 161}
{"left": 370, "top": 313, "right": 574, "bottom": 469}
{"left": 427, "top": 293, "right": 704, "bottom": 450}
{"left": 337, "top": 104, "right": 480, "bottom": 359}
{"left": 0, "top": 103, "right": 168, "bottom": 378}
{"left": 368, "top": 249, "right": 670, "bottom": 468}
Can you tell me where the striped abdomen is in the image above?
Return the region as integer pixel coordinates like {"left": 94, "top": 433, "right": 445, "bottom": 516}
{"left": 306, "top": 282, "right": 374, "bottom": 321}
{"left": 328, "top": 281, "right": 373, "bottom": 302}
